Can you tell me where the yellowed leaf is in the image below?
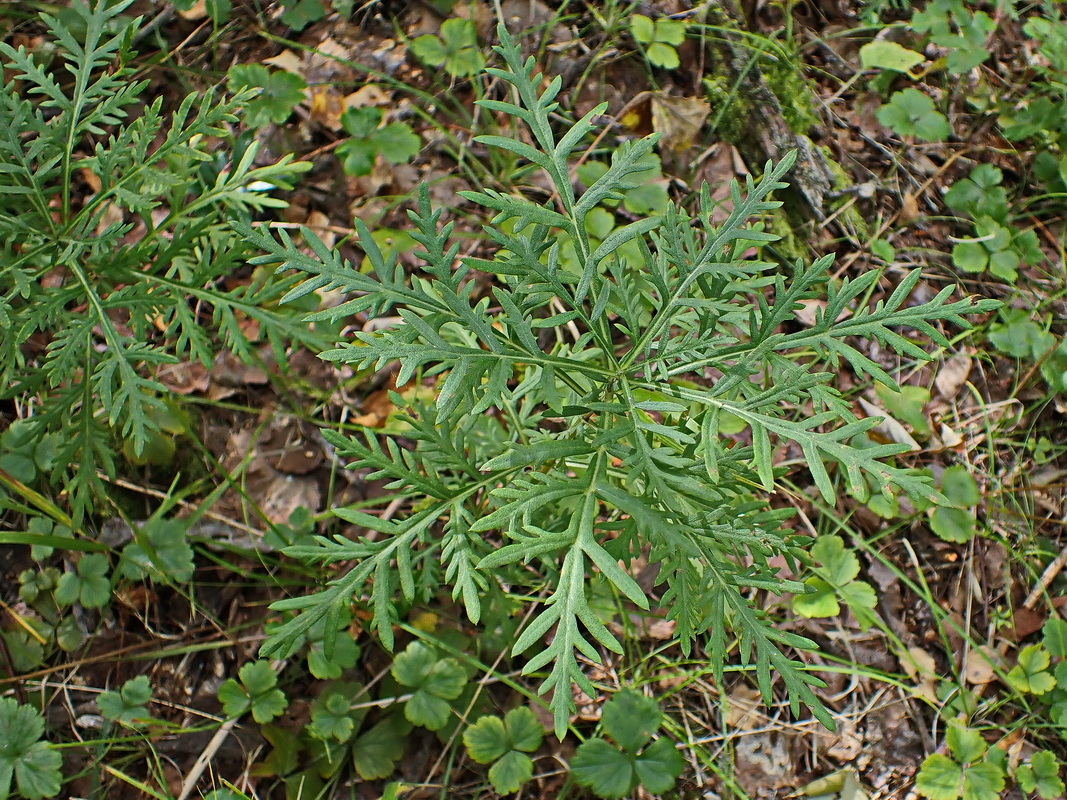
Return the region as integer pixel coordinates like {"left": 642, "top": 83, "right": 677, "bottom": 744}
{"left": 176, "top": 0, "right": 207, "bottom": 20}
{"left": 309, "top": 86, "right": 343, "bottom": 131}
{"left": 964, "top": 647, "right": 999, "bottom": 685}
{"left": 899, "top": 192, "right": 919, "bottom": 223}
{"left": 343, "top": 85, "right": 388, "bottom": 111}
{"left": 901, "top": 646, "right": 939, "bottom": 702}
{"left": 264, "top": 49, "right": 304, "bottom": 76}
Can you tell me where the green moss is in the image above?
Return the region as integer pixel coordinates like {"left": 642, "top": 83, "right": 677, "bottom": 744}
{"left": 703, "top": 76, "right": 752, "bottom": 143}
{"left": 819, "top": 146, "right": 870, "bottom": 239}
{"left": 765, "top": 209, "right": 807, "bottom": 263}
{"left": 763, "top": 57, "right": 817, "bottom": 134}
{"left": 702, "top": 52, "right": 816, "bottom": 140}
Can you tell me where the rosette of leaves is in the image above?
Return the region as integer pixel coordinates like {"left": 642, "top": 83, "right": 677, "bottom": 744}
{"left": 0, "top": 0, "right": 321, "bottom": 524}
{"left": 243, "top": 25, "right": 997, "bottom": 736}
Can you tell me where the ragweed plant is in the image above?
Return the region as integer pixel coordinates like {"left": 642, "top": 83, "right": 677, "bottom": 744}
{"left": 0, "top": 0, "right": 318, "bottom": 523}
{"left": 244, "top": 26, "right": 997, "bottom": 736}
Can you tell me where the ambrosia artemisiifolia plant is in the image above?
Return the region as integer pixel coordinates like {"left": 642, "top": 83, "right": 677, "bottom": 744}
{"left": 243, "top": 26, "right": 996, "bottom": 736}
{"left": 0, "top": 0, "right": 318, "bottom": 523}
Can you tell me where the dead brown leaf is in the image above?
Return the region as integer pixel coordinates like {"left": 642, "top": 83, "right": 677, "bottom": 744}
{"left": 964, "top": 646, "right": 999, "bottom": 685}
{"left": 650, "top": 94, "right": 710, "bottom": 153}
{"left": 934, "top": 352, "right": 973, "bottom": 398}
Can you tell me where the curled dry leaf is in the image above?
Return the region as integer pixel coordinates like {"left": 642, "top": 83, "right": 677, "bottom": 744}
{"left": 934, "top": 351, "right": 973, "bottom": 398}
{"left": 157, "top": 360, "right": 210, "bottom": 395}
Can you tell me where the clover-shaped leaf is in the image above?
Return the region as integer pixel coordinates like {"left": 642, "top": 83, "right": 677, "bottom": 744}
{"left": 988, "top": 309, "right": 1055, "bottom": 360}
{"left": 97, "top": 675, "right": 153, "bottom": 727}
{"left": 25, "top": 517, "right": 71, "bottom": 562}
{"left": 1016, "top": 750, "right": 1066, "bottom": 800}
{"left": 463, "top": 707, "right": 544, "bottom": 794}
{"left": 391, "top": 642, "right": 466, "bottom": 730}
{"left": 1006, "top": 644, "right": 1057, "bottom": 695}
{"left": 792, "top": 535, "right": 877, "bottom": 630}
{"left": 337, "top": 107, "right": 421, "bottom": 177}
{"left": 118, "top": 518, "right": 195, "bottom": 584}
{"left": 55, "top": 553, "right": 110, "bottom": 609}
{"left": 630, "top": 14, "right": 686, "bottom": 69}
{"left": 227, "top": 64, "right": 307, "bottom": 129}
{"left": 0, "top": 697, "right": 63, "bottom": 800}
{"left": 279, "top": 0, "right": 325, "bottom": 31}
{"left": 19, "top": 568, "right": 59, "bottom": 606}
{"left": 411, "top": 18, "right": 485, "bottom": 77}
{"left": 944, "top": 165, "right": 1007, "bottom": 220}
{"left": 571, "top": 689, "right": 683, "bottom": 799}
{"left": 916, "top": 726, "right": 1005, "bottom": 800}
{"left": 218, "top": 661, "right": 288, "bottom": 723}
{"left": 877, "top": 89, "right": 950, "bottom": 142}
{"left": 308, "top": 682, "right": 366, "bottom": 743}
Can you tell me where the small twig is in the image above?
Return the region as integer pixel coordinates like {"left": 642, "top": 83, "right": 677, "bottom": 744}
{"left": 176, "top": 717, "right": 238, "bottom": 800}
{"left": 1023, "top": 523, "right": 1067, "bottom": 610}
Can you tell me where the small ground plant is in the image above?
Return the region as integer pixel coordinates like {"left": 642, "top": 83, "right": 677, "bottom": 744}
{"left": 245, "top": 25, "right": 996, "bottom": 737}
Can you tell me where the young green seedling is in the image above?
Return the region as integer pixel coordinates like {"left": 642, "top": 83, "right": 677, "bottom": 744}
{"left": 97, "top": 675, "right": 154, "bottom": 727}
{"left": 218, "top": 661, "right": 288, "bottom": 724}
{"left": 630, "top": 14, "right": 687, "bottom": 69}
{"left": 390, "top": 641, "right": 466, "bottom": 731}
{"left": 336, "top": 107, "right": 421, "bottom": 177}
{"left": 791, "top": 535, "right": 878, "bottom": 630}
{"left": 877, "top": 88, "right": 950, "bottom": 142}
{"left": 410, "top": 18, "right": 485, "bottom": 77}
{"left": 226, "top": 65, "right": 307, "bottom": 129}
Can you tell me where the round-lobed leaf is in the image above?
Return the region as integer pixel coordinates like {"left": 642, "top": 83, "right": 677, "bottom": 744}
{"left": 487, "top": 750, "right": 534, "bottom": 795}
{"left": 571, "top": 738, "right": 636, "bottom": 799}
{"left": 632, "top": 736, "right": 685, "bottom": 794}
{"left": 600, "top": 689, "right": 660, "bottom": 753}
{"left": 463, "top": 715, "right": 508, "bottom": 764}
